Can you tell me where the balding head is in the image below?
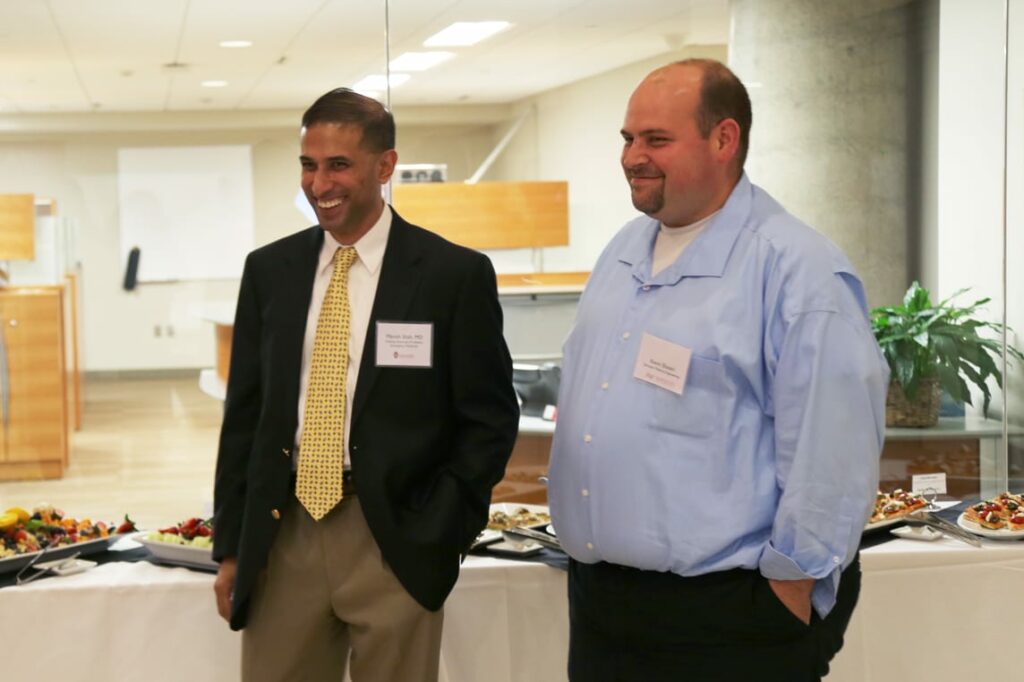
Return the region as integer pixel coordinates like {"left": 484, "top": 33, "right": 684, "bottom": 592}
{"left": 620, "top": 60, "right": 747, "bottom": 226}
{"left": 660, "top": 59, "right": 752, "bottom": 175}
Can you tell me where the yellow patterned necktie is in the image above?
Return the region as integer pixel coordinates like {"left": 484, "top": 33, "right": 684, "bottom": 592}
{"left": 297, "top": 246, "right": 358, "bottom": 520}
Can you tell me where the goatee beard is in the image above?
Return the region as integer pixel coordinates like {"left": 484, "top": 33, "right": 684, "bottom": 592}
{"left": 631, "top": 187, "right": 664, "bottom": 216}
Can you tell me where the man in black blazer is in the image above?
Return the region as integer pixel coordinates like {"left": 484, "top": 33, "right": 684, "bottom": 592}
{"left": 212, "top": 88, "right": 519, "bottom": 681}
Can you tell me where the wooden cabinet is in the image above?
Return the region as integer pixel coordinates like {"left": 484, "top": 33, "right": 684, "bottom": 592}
{"left": 0, "top": 194, "right": 35, "bottom": 261}
{"left": 0, "top": 286, "right": 67, "bottom": 479}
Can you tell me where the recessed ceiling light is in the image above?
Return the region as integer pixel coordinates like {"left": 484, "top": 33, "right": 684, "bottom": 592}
{"left": 389, "top": 51, "right": 454, "bottom": 72}
{"left": 201, "top": 80, "right": 228, "bottom": 88}
{"left": 424, "top": 21, "right": 510, "bottom": 47}
{"left": 219, "top": 40, "right": 252, "bottom": 48}
{"left": 352, "top": 74, "right": 410, "bottom": 91}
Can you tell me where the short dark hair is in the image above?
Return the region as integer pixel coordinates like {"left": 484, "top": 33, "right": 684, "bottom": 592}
{"left": 676, "top": 59, "right": 752, "bottom": 173}
{"left": 301, "top": 88, "right": 396, "bottom": 153}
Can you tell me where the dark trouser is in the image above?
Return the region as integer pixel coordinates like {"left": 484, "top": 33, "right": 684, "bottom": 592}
{"left": 567, "top": 554, "right": 861, "bottom": 682}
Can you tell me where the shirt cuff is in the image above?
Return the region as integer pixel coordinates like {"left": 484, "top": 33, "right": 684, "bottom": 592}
{"left": 759, "top": 543, "right": 841, "bottom": 618}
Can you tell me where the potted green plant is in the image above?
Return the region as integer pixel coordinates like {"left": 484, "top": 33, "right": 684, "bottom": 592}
{"left": 870, "top": 281, "right": 1023, "bottom": 427}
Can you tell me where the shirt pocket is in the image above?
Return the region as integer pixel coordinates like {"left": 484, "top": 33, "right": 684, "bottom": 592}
{"left": 650, "top": 354, "right": 728, "bottom": 438}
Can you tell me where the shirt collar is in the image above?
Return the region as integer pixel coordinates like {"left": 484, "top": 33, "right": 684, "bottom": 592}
{"left": 618, "top": 173, "right": 754, "bottom": 282}
{"left": 318, "top": 204, "right": 392, "bottom": 276}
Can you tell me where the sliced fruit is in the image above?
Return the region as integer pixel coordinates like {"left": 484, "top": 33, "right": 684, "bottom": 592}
{"left": 0, "top": 511, "right": 18, "bottom": 530}
{"left": 4, "top": 506, "right": 30, "bottom": 523}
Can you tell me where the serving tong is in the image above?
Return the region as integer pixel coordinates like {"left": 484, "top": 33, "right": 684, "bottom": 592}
{"left": 904, "top": 510, "right": 982, "bottom": 547}
{"left": 502, "top": 526, "right": 562, "bottom": 551}
{"left": 14, "top": 550, "right": 83, "bottom": 585}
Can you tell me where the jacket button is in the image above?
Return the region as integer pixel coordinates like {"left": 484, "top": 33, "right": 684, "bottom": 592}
{"left": 282, "top": 448, "right": 290, "bottom": 457}
{"left": 271, "top": 509, "right": 281, "bottom": 520}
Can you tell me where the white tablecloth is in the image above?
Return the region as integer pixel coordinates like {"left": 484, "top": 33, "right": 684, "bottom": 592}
{"left": 3, "top": 535, "right": 1022, "bottom": 681}
{"left": 826, "top": 535, "right": 1024, "bottom": 680}
{"left": 0, "top": 553, "right": 569, "bottom": 682}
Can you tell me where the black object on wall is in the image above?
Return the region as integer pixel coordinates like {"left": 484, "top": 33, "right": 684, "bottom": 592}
{"left": 123, "top": 247, "right": 141, "bottom": 291}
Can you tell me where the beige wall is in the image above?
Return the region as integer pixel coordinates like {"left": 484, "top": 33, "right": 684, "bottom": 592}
{"left": 0, "top": 120, "right": 502, "bottom": 371}
{"left": 482, "top": 45, "right": 728, "bottom": 275}
{"left": 0, "top": 129, "right": 303, "bottom": 371}
{"left": 0, "top": 49, "right": 727, "bottom": 371}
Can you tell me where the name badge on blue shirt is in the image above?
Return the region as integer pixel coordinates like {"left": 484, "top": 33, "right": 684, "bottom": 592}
{"left": 632, "top": 332, "right": 692, "bottom": 395}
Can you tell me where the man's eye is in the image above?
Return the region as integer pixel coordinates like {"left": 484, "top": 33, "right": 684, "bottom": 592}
{"left": 330, "top": 161, "right": 349, "bottom": 170}
{"left": 649, "top": 137, "right": 669, "bottom": 145}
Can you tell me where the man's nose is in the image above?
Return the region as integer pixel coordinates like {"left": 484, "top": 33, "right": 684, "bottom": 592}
{"left": 310, "top": 168, "right": 332, "bottom": 196}
{"left": 622, "top": 143, "right": 647, "bottom": 169}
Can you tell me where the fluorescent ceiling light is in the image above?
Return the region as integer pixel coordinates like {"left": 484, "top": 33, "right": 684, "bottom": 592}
{"left": 424, "top": 21, "right": 510, "bottom": 47}
{"left": 352, "top": 74, "right": 410, "bottom": 91}
{"left": 389, "top": 51, "right": 454, "bottom": 72}
{"left": 219, "top": 40, "right": 252, "bottom": 48}
{"left": 201, "top": 80, "right": 228, "bottom": 88}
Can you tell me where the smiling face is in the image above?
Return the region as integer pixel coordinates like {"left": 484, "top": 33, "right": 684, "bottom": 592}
{"left": 299, "top": 122, "right": 396, "bottom": 243}
{"left": 620, "top": 64, "right": 739, "bottom": 227}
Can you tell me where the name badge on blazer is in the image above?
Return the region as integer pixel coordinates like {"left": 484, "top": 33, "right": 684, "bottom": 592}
{"left": 376, "top": 321, "right": 433, "bottom": 368}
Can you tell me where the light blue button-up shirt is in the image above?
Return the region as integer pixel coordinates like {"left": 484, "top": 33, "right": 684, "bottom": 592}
{"left": 549, "top": 175, "right": 889, "bottom": 617}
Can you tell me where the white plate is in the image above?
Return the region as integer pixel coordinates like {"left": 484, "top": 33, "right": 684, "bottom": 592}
{"left": 486, "top": 539, "right": 544, "bottom": 557}
{"left": 864, "top": 500, "right": 961, "bottom": 533}
{"left": 0, "top": 533, "right": 129, "bottom": 575}
{"left": 864, "top": 515, "right": 908, "bottom": 532}
{"left": 35, "top": 557, "right": 98, "bottom": 575}
{"left": 137, "top": 536, "right": 218, "bottom": 569}
{"left": 957, "top": 513, "right": 1024, "bottom": 541}
{"left": 889, "top": 525, "right": 943, "bottom": 542}
{"left": 474, "top": 503, "right": 551, "bottom": 547}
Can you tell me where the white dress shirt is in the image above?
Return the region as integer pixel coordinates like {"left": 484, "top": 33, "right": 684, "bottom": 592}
{"left": 294, "top": 205, "right": 392, "bottom": 467}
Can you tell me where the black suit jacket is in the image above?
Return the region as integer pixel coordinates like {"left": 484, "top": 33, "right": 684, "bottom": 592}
{"left": 213, "top": 209, "right": 519, "bottom": 630}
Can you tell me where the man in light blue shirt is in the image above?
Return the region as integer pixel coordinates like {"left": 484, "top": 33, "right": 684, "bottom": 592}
{"left": 549, "top": 59, "right": 889, "bottom": 681}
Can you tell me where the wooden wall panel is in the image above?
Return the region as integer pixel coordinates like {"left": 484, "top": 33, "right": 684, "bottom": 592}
{"left": 495, "top": 272, "right": 589, "bottom": 289}
{"left": 0, "top": 194, "right": 36, "bottom": 260}
{"left": 392, "top": 181, "right": 569, "bottom": 250}
{"left": 0, "top": 287, "right": 67, "bottom": 477}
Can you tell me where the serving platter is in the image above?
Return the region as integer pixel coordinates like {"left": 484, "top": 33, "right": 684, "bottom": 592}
{"left": 956, "top": 513, "right": 1024, "bottom": 541}
{"left": 474, "top": 503, "right": 551, "bottom": 548}
{"left": 136, "top": 535, "right": 218, "bottom": 570}
{"left": 0, "top": 533, "right": 128, "bottom": 575}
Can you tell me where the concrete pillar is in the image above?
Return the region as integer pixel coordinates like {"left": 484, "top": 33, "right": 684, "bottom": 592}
{"left": 729, "top": 0, "right": 921, "bottom": 308}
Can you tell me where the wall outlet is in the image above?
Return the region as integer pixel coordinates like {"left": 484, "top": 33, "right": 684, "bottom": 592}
{"left": 166, "top": 324, "right": 175, "bottom": 337}
{"left": 154, "top": 325, "right": 162, "bottom": 337}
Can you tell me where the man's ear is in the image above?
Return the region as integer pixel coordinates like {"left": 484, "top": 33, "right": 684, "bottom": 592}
{"left": 378, "top": 149, "right": 398, "bottom": 184}
{"left": 713, "top": 118, "right": 741, "bottom": 165}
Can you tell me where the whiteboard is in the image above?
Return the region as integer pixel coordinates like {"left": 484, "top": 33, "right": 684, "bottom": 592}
{"left": 117, "top": 145, "right": 254, "bottom": 282}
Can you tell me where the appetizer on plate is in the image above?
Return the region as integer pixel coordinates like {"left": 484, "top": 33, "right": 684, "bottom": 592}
{"left": 147, "top": 516, "right": 213, "bottom": 548}
{"left": 868, "top": 489, "right": 928, "bottom": 525}
{"left": 963, "top": 492, "right": 1024, "bottom": 531}
{"left": 487, "top": 506, "right": 551, "bottom": 531}
{"left": 0, "top": 505, "right": 136, "bottom": 559}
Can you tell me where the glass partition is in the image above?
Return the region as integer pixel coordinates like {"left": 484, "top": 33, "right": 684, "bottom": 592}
{"left": 1007, "top": 0, "right": 1024, "bottom": 490}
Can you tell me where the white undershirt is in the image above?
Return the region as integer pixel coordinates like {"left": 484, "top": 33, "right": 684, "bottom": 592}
{"left": 294, "top": 205, "right": 392, "bottom": 467}
{"left": 650, "top": 210, "right": 719, "bottom": 277}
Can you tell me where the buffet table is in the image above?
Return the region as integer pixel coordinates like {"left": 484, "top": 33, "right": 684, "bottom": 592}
{"left": 0, "top": 552, "right": 569, "bottom": 682}
{"left": 828, "top": 534, "right": 1024, "bottom": 680}
{"left": 3, "top": 535, "right": 1020, "bottom": 681}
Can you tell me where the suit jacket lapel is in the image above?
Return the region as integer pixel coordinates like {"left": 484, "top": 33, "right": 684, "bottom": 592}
{"left": 351, "top": 212, "right": 424, "bottom": 426}
{"left": 279, "top": 227, "right": 323, "bottom": 422}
